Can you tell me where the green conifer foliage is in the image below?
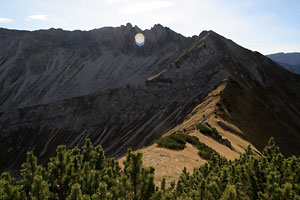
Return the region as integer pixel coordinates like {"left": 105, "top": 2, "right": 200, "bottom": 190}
{"left": 0, "top": 172, "right": 21, "bottom": 200}
{"left": 48, "top": 145, "right": 71, "bottom": 199}
{"left": 122, "top": 149, "right": 155, "bottom": 200}
{"left": 20, "top": 151, "right": 40, "bottom": 198}
{"left": 67, "top": 183, "right": 83, "bottom": 200}
{"left": 221, "top": 184, "right": 238, "bottom": 200}
{"left": 161, "top": 178, "right": 166, "bottom": 191}
{"left": 30, "top": 175, "right": 52, "bottom": 200}
{"left": 0, "top": 138, "right": 299, "bottom": 199}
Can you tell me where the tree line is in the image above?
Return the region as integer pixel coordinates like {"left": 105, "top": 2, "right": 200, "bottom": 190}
{"left": 0, "top": 137, "right": 299, "bottom": 199}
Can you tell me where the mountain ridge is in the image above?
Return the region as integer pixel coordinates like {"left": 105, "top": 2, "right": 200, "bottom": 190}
{"left": 0, "top": 25, "right": 300, "bottom": 178}
{"left": 0, "top": 24, "right": 195, "bottom": 111}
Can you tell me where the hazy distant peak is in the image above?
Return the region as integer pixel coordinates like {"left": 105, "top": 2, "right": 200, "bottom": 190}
{"left": 267, "top": 52, "right": 300, "bottom": 65}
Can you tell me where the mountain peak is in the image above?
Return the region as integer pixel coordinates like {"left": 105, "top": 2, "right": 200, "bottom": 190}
{"left": 152, "top": 23, "right": 165, "bottom": 29}
{"left": 126, "top": 22, "right": 133, "bottom": 28}
{"left": 199, "top": 30, "right": 216, "bottom": 35}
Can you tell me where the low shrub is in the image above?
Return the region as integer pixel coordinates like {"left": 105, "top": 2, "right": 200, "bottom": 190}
{"left": 196, "top": 142, "right": 218, "bottom": 160}
{"left": 156, "top": 134, "right": 186, "bottom": 150}
{"left": 156, "top": 134, "right": 219, "bottom": 160}
{"left": 211, "top": 128, "right": 222, "bottom": 140}
{"left": 198, "top": 150, "right": 211, "bottom": 160}
{"left": 181, "top": 135, "right": 199, "bottom": 146}
{"left": 195, "top": 123, "right": 212, "bottom": 134}
{"left": 196, "top": 123, "right": 222, "bottom": 140}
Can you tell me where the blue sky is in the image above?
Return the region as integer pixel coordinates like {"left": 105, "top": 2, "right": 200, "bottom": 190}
{"left": 0, "top": 0, "right": 299, "bottom": 54}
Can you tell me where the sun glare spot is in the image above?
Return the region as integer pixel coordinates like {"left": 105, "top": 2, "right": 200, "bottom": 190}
{"left": 135, "top": 33, "right": 145, "bottom": 47}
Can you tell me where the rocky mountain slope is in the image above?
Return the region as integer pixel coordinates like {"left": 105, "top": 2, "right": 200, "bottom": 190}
{"left": 0, "top": 23, "right": 195, "bottom": 111}
{"left": 1, "top": 25, "right": 300, "bottom": 177}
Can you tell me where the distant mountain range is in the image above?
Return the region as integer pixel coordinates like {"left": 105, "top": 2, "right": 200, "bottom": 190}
{"left": 266, "top": 52, "right": 300, "bottom": 74}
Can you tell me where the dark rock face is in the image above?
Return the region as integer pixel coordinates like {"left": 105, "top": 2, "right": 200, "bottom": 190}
{"left": 0, "top": 25, "right": 300, "bottom": 174}
{"left": 0, "top": 25, "right": 195, "bottom": 111}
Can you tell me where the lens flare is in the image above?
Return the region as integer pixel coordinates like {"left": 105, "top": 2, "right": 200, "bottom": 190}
{"left": 135, "top": 33, "right": 145, "bottom": 47}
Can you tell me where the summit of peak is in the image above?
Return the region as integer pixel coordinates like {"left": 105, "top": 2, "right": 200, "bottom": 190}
{"left": 126, "top": 22, "right": 133, "bottom": 28}
{"left": 150, "top": 24, "right": 175, "bottom": 33}
{"left": 199, "top": 30, "right": 221, "bottom": 39}
{"left": 152, "top": 23, "right": 164, "bottom": 29}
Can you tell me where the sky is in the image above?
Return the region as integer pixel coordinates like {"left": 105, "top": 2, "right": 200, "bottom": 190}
{"left": 0, "top": 0, "right": 299, "bottom": 54}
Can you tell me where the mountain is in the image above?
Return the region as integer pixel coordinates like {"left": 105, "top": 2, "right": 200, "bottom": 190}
{"left": 267, "top": 52, "right": 300, "bottom": 65}
{"left": 277, "top": 62, "right": 300, "bottom": 74}
{"left": 1, "top": 25, "right": 300, "bottom": 180}
{"left": 0, "top": 24, "right": 195, "bottom": 111}
{"left": 266, "top": 52, "right": 300, "bottom": 74}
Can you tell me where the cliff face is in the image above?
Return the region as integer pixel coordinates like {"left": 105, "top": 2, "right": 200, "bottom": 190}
{"left": 0, "top": 24, "right": 195, "bottom": 111}
{"left": 0, "top": 25, "right": 300, "bottom": 175}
